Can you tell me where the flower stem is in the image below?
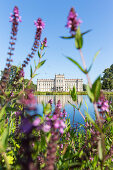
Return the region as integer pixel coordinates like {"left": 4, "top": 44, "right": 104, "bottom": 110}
{"left": 79, "top": 49, "right": 102, "bottom": 128}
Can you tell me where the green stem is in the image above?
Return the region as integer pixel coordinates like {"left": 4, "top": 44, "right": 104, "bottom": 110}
{"left": 2, "top": 152, "right": 11, "bottom": 170}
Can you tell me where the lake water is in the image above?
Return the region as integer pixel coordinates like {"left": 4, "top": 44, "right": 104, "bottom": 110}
{"left": 36, "top": 95, "right": 95, "bottom": 126}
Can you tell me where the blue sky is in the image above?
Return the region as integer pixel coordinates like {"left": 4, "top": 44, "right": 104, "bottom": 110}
{"left": 0, "top": 0, "right": 113, "bottom": 84}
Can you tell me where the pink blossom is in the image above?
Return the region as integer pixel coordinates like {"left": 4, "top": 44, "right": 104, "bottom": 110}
{"left": 33, "top": 118, "right": 40, "bottom": 127}
{"left": 20, "top": 90, "right": 37, "bottom": 111}
{"left": 56, "top": 100, "right": 62, "bottom": 109}
{"left": 34, "top": 18, "right": 45, "bottom": 30}
{"left": 66, "top": 7, "right": 82, "bottom": 34}
{"left": 41, "top": 37, "right": 47, "bottom": 47}
{"left": 9, "top": 6, "right": 22, "bottom": 23}
{"left": 60, "top": 120, "right": 66, "bottom": 128}
{"left": 53, "top": 115, "right": 57, "bottom": 120}
{"left": 54, "top": 120, "right": 60, "bottom": 129}
{"left": 97, "top": 94, "right": 109, "bottom": 114}
{"left": 59, "top": 128, "right": 64, "bottom": 134}
{"left": 89, "top": 157, "right": 94, "bottom": 161}
{"left": 42, "top": 124, "right": 51, "bottom": 132}
{"left": 60, "top": 144, "right": 63, "bottom": 149}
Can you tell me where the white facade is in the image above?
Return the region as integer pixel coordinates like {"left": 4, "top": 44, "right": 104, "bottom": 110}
{"left": 37, "top": 74, "right": 83, "bottom": 92}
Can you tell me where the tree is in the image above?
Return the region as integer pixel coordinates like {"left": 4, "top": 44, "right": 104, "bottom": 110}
{"left": 101, "top": 64, "right": 113, "bottom": 91}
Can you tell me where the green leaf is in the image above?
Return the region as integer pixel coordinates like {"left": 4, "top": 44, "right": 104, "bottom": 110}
{"left": 42, "top": 52, "right": 45, "bottom": 57}
{"left": 70, "top": 86, "right": 77, "bottom": 102}
{"left": 79, "top": 150, "right": 83, "bottom": 158}
{"left": 68, "top": 101, "right": 78, "bottom": 110}
{"left": 93, "top": 50, "right": 100, "bottom": 62}
{"left": 30, "top": 65, "right": 32, "bottom": 78}
{"left": 36, "top": 60, "right": 46, "bottom": 70}
{"left": 67, "top": 57, "right": 87, "bottom": 74}
{"left": 1, "top": 125, "right": 9, "bottom": 150}
{"left": 87, "top": 77, "right": 101, "bottom": 102}
{"left": 38, "top": 50, "right": 41, "bottom": 58}
{"left": 61, "top": 29, "right": 91, "bottom": 39}
{"left": 75, "top": 27, "right": 83, "bottom": 49}
{"left": 60, "top": 35, "right": 75, "bottom": 39}
{"left": 0, "top": 95, "right": 6, "bottom": 100}
{"left": 81, "top": 29, "right": 92, "bottom": 36}
{"left": 88, "top": 50, "right": 100, "bottom": 73}
{"left": 0, "top": 105, "right": 6, "bottom": 121}
{"left": 34, "top": 60, "right": 37, "bottom": 68}
{"left": 98, "top": 139, "right": 103, "bottom": 160}
{"left": 78, "top": 101, "right": 82, "bottom": 110}
{"left": 6, "top": 107, "right": 17, "bottom": 112}
{"left": 87, "top": 85, "right": 94, "bottom": 102}
{"left": 103, "top": 121, "right": 113, "bottom": 132}
{"left": 32, "top": 74, "right": 38, "bottom": 78}
{"left": 92, "top": 76, "right": 101, "bottom": 102}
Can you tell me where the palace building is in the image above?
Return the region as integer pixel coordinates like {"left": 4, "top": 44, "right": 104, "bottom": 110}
{"left": 37, "top": 74, "right": 83, "bottom": 92}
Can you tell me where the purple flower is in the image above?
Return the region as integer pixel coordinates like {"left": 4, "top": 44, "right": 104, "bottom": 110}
{"left": 62, "top": 109, "right": 67, "bottom": 117}
{"left": 89, "top": 157, "right": 94, "bottom": 161}
{"left": 20, "top": 118, "right": 33, "bottom": 133}
{"left": 54, "top": 119, "right": 66, "bottom": 133}
{"left": 54, "top": 120, "right": 60, "bottom": 129}
{"left": 42, "top": 124, "right": 51, "bottom": 132}
{"left": 33, "top": 118, "right": 40, "bottom": 127}
{"left": 60, "top": 144, "right": 63, "bottom": 149}
{"left": 53, "top": 115, "right": 57, "bottom": 120}
{"left": 41, "top": 37, "right": 47, "bottom": 47}
{"left": 97, "top": 93, "right": 109, "bottom": 115}
{"left": 56, "top": 100, "right": 62, "bottom": 109}
{"left": 15, "top": 111, "right": 21, "bottom": 116}
{"left": 34, "top": 18, "right": 45, "bottom": 30}
{"left": 66, "top": 7, "right": 82, "bottom": 35}
{"left": 20, "top": 89, "right": 37, "bottom": 110}
{"left": 60, "top": 120, "right": 66, "bottom": 128}
{"left": 9, "top": 6, "right": 22, "bottom": 23}
{"left": 11, "top": 92, "right": 14, "bottom": 97}
{"left": 59, "top": 128, "right": 64, "bottom": 134}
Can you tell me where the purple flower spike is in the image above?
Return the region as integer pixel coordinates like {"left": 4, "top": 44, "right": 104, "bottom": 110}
{"left": 56, "top": 100, "right": 62, "bottom": 109}
{"left": 41, "top": 37, "right": 47, "bottom": 47}
{"left": 33, "top": 118, "right": 40, "bottom": 127}
{"left": 97, "top": 92, "right": 109, "bottom": 115}
{"left": 66, "top": 7, "right": 82, "bottom": 35}
{"left": 34, "top": 18, "right": 45, "bottom": 30}
{"left": 9, "top": 6, "right": 22, "bottom": 23}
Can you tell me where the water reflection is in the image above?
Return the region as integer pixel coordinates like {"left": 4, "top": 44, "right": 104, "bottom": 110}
{"left": 37, "top": 95, "right": 83, "bottom": 108}
{"left": 36, "top": 95, "right": 87, "bottom": 126}
{"left": 36, "top": 95, "right": 113, "bottom": 126}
